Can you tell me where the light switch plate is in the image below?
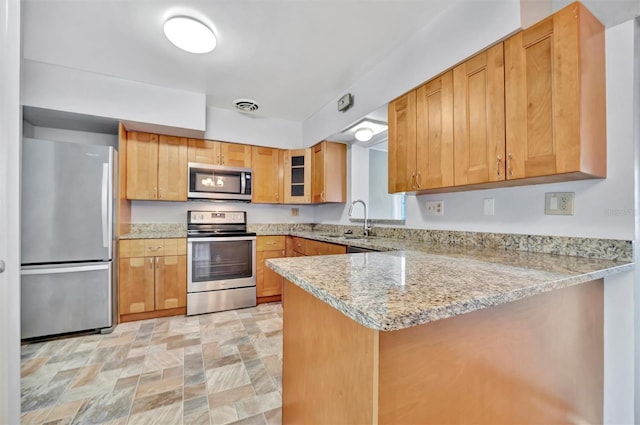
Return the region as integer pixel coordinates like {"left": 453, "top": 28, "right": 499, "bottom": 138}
{"left": 483, "top": 198, "right": 495, "bottom": 216}
{"left": 426, "top": 200, "right": 444, "bottom": 216}
{"left": 544, "top": 192, "right": 574, "bottom": 215}
{"left": 291, "top": 208, "right": 299, "bottom": 217}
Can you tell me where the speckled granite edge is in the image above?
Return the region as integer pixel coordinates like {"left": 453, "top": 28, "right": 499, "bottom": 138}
{"left": 313, "top": 224, "right": 632, "bottom": 261}
{"left": 247, "top": 223, "right": 314, "bottom": 235}
{"left": 120, "top": 222, "right": 632, "bottom": 261}
{"left": 267, "top": 253, "right": 633, "bottom": 331}
{"left": 120, "top": 223, "right": 187, "bottom": 239}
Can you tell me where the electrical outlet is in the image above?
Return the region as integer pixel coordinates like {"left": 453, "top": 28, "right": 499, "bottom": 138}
{"left": 291, "top": 207, "right": 299, "bottom": 217}
{"left": 426, "top": 200, "right": 444, "bottom": 216}
{"left": 544, "top": 192, "right": 575, "bottom": 215}
{"left": 483, "top": 198, "right": 495, "bottom": 216}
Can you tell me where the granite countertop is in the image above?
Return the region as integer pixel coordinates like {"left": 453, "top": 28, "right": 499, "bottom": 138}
{"left": 266, "top": 244, "right": 633, "bottom": 332}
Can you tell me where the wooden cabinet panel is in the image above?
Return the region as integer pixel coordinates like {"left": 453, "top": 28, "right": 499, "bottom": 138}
{"left": 219, "top": 142, "right": 252, "bottom": 168}
{"left": 453, "top": 43, "right": 506, "bottom": 186}
{"left": 311, "top": 141, "right": 346, "bottom": 203}
{"left": 157, "top": 135, "right": 187, "bottom": 201}
{"left": 188, "top": 139, "right": 252, "bottom": 168}
{"left": 188, "top": 139, "right": 217, "bottom": 165}
{"left": 416, "top": 71, "right": 454, "bottom": 190}
{"left": 119, "top": 238, "right": 187, "bottom": 320}
{"left": 505, "top": 3, "right": 605, "bottom": 179}
{"left": 305, "top": 239, "right": 347, "bottom": 256}
{"left": 126, "top": 132, "right": 159, "bottom": 200}
{"left": 257, "top": 235, "right": 286, "bottom": 251}
{"left": 252, "top": 146, "right": 284, "bottom": 203}
{"left": 119, "top": 256, "right": 155, "bottom": 314}
{"left": 257, "top": 250, "right": 285, "bottom": 298}
{"left": 284, "top": 149, "right": 311, "bottom": 204}
{"left": 163, "top": 238, "right": 187, "bottom": 256}
{"left": 155, "top": 255, "right": 187, "bottom": 310}
{"left": 290, "top": 237, "right": 306, "bottom": 255}
{"left": 388, "top": 91, "right": 417, "bottom": 193}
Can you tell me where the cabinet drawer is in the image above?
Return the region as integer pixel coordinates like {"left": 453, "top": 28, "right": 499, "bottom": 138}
{"left": 291, "top": 237, "right": 306, "bottom": 255}
{"left": 120, "top": 238, "right": 186, "bottom": 257}
{"left": 120, "top": 240, "right": 147, "bottom": 258}
{"left": 257, "top": 235, "right": 286, "bottom": 251}
{"left": 305, "top": 239, "right": 346, "bottom": 256}
{"left": 163, "top": 238, "right": 187, "bottom": 256}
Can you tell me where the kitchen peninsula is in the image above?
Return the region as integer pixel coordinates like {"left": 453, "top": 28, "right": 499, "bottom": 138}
{"left": 266, "top": 246, "right": 632, "bottom": 424}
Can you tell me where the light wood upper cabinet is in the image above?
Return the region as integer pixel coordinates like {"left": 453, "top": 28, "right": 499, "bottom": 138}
{"left": 187, "top": 139, "right": 252, "bottom": 168}
{"left": 416, "top": 72, "right": 454, "bottom": 190}
{"left": 284, "top": 149, "right": 312, "bottom": 204}
{"left": 311, "top": 141, "right": 346, "bottom": 203}
{"left": 504, "top": 2, "right": 605, "bottom": 180}
{"left": 126, "top": 132, "right": 159, "bottom": 200}
{"left": 388, "top": 91, "right": 417, "bottom": 193}
{"left": 453, "top": 43, "right": 506, "bottom": 186}
{"left": 126, "top": 132, "right": 187, "bottom": 201}
{"left": 158, "top": 135, "right": 187, "bottom": 201}
{"left": 252, "top": 146, "right": 284, "bottom": 203}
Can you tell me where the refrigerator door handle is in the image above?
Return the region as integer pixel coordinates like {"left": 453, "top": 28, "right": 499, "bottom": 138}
{"left": 101, "top": 163, "right": 109, "bottom": 248}
{"left": 21, "top": 264, "right": 110, "bottom": 275}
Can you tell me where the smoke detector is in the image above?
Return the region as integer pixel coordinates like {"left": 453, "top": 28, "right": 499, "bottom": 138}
{"left": 233, "top": 99, "right": 259, "bottom": 113}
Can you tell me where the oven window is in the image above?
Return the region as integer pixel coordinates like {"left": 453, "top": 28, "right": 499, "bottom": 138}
{"left": 191, "top": 240, "right": 253, "bottom": 282}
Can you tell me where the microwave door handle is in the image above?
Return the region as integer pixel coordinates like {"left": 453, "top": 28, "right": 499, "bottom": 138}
{"left": 241, "top": 173, "right": 246, "bottom": 194}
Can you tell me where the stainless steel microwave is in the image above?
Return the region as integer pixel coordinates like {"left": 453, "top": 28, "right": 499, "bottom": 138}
{"left": 188, "top": 162, "right": 252, "bottom": 201}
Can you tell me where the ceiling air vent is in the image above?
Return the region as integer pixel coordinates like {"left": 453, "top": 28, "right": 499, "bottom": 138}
{"left": 233, "top": 99, "right": 259, "bottom": 113}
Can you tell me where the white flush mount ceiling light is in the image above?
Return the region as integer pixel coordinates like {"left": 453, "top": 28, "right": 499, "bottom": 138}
{"left": 346, "top": 119, "right": 388, "bottom": 143}
{"left": 164, "top": 16, "right": 216, "bottom": 54}
{"left": 354, "top": 127, "right": 374, "bottom": 142}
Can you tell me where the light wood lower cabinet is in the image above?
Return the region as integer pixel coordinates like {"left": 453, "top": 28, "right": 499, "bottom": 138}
{"left": 119, "top": 238, "right": 187, "bottom": 322}
{"left": 257, "top": 236, "right": 286, "bottom": 303}
{"left": 283, "top": 278, "right": 604, "bottom": 424}
{"left": 287, "top": 236, "right": 346, "bottom": 257}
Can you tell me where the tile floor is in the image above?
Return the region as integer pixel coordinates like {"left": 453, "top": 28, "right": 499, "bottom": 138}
{"left": 20, "top": 303, "right": 283, "bottom": 425}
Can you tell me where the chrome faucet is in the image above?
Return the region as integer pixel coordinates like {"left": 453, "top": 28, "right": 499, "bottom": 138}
{"left": 348, "top": 199, "right": 373, "bottom": 237}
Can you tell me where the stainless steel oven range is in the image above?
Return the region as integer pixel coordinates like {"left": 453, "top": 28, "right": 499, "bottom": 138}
{"left": 187, "top": 210, "right": 257, "bottom": 316}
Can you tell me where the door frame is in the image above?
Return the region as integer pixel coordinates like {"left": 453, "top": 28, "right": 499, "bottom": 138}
{"left": 0, "top": 0, "right": 22, "bottom": 421}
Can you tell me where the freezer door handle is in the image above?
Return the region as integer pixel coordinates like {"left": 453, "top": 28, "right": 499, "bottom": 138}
{"left": 101, "top": 163, "right": 109, "bottom": 248}
{"left": 21, "top": 264, "right": 110, "bottom": 275}
{"left": 0, "top": 260, "right": 5, "bottom": 274}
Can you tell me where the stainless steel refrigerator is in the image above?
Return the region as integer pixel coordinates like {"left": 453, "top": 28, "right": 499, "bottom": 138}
{"left": 20, "top": 138, "right": 117, "bottom": 339}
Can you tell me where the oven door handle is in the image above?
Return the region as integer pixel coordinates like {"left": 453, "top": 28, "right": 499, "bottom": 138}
{"left": 187, "top": 236, "right": 257, "bottom": 243}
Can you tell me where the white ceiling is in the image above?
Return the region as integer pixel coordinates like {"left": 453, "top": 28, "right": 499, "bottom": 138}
{"left": 22, "top": 0, "right": 453, "bottom": 123}
{"left": 21, "top": 0, "right": 640, "bottom": 127}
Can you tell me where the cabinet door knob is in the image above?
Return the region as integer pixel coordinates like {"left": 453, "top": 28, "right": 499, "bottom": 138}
{"left": 411, "top": 172, "right": 416, "bottom": 189}
{"left": 156, "top": 257, "right": 160, "bottom": 269}
{"left": 416, "top": 171, "right": 422, "bottom": 189}
{"left": 149, "top": 257, "right": 153, "bottom": 269}
{"left": 496, "top": 155, "right": 503, "bottom": 177}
